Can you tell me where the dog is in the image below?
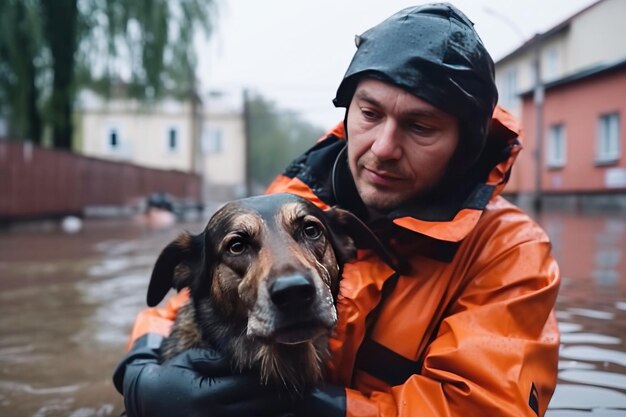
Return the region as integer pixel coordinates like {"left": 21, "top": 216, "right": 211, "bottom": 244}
{"left": 146, "top": 193, "right": 388, "bottom": 394}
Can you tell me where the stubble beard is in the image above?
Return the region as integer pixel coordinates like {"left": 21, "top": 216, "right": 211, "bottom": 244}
{"left": 351, "top": 163, "right": 413, "bottom": 213}
{"left": 356, "top": 183, "right": 415, "bottom": 213}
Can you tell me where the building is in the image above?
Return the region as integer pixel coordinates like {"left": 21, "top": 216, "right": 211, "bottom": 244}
{"left": 494, "top": 0, "right": 626, "bottom": 210}
{"left": 75, "top": 88, "right": 248, "bottom": 203}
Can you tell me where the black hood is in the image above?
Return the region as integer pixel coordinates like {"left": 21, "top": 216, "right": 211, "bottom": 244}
{"left": 333, "top": 3, "right": 498, "bottom": 166}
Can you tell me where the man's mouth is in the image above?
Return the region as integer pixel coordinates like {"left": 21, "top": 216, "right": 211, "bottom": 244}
{"left": 363, "top": 166, "right": 404, "bottom": 186}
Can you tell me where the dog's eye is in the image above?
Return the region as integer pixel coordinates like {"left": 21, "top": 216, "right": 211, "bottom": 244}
{"left": 302, "top": 222, "right": 323, "bottom": 240}
{"left": 227, "top": 239, "right": 247, "bottom": 255}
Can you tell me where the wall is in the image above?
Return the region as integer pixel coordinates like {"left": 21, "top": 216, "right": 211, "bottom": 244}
{"left": 514, "top": 66, "right": 626, "bottom": 195}
{"left": 565, "top": 0, "right": 626, "bottom": 72}
{"left": 79, "top": 96, "right": 194, "bottom": 172}
{"left": 0, "top": 141, "right": 202, "bottom": 221}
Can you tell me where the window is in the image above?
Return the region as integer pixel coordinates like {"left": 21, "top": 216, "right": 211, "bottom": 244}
{"left": 596, "top": 113, "right": 620, "bottom": 164}
{"left": 501, "top": 69, "right": 518, "bottom": 110}
{"left": 107, "top": 127, "right": 120, "bottom": 151}
{"left": 544, "top": 47, "right": 560, "bottom": 80}
{"left": 0, "top": 117, "right": 8, "bottom": 138}
{"left": 167, "top": 127, "right": 178, "bottom": 152}
{"left": 546, "top": 124, "right": 566, "bottom": 168}
{"left": 203, "top": 127, "right": 223, "bottom": 154}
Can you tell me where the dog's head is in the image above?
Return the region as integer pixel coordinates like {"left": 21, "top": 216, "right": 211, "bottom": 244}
{"left": 147, "top": 193, "right": 362, "bottom": 345}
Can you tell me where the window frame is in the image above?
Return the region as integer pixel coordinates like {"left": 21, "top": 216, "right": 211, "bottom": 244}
{"left": 166, "top": 126, "right": 179, "bottom": 153}
{"left": 202, "top": 127, "right": 223, "bottom": 154}
{"left": 106, "top": 126, "right": 121, "bottom": 152}
{"left": 596, "top": 112, "right": 621, "bottom": 165}
{"left": 546, "top": 123, "right": 566, "bottom": 169}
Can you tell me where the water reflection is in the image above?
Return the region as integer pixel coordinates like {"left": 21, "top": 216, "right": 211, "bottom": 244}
{"left": 542, "top": 212, "right": 626, "bottom": 415}
{"left": 0, "top": 211, "right": 625, "bottom": 415}
{"left": 549, "top": 384, "right": 626, "bottom": 415}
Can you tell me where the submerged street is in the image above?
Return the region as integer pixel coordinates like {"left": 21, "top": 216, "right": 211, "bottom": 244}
{"left": 0, "top": 211, "right": 625, "bottom": 416}
{"left": 0, "top": 217, "right": 205, "bottom": 416}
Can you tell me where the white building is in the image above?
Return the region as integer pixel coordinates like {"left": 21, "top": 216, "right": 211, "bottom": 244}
{"left": 75, "top": 88, "right": 247, "bottom": 201}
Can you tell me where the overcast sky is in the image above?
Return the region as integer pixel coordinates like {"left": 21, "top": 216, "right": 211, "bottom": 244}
{"left": 197, "top": 0, "right": 598, "bottom": 128}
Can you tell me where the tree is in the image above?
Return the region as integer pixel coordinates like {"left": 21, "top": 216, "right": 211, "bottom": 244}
{"left": 0, "top": 0, "right": 216, "bottom": 149}
{"left": 0, "top": 1, "right": 44, "bottom": 144}
{"left": 247, "top": 93, "right": 325, "bottom": 187}
{"left": 41, "top": 0, "right": 78, "bottom": 150}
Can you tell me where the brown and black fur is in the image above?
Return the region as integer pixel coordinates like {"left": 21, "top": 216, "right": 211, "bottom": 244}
{"left": 147, "top": 193, "right": 376, "bottom": 394}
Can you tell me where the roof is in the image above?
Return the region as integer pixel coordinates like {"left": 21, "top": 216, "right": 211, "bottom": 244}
{"left": 495, "top": 0, "right": 605, "bottom": 65}
{"left": 519, "top": 56, "right": 626, "bottom": 97}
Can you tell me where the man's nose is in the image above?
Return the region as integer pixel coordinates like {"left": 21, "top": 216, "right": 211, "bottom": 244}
{"left": 370, "top": 121, "right": 402, "bottom": 160}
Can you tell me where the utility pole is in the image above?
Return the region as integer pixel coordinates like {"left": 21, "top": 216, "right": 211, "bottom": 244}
{"left": 243, "top": 88, "right": 252, "bottom": 197}
{"left": 532, "top": 43, "right": 545, "bottom": 213}
{"left": 189, "top": 67, "right": 206, "bottom": 208}
{"left": 484, "top": 7, "right": 544, "bottom": 213}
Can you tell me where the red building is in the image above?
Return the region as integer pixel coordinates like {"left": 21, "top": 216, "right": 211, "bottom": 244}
{"left": 512, "top": 59, "right": 626, "bottom": 210}
{"left": 494, "top": 0, "right": 626, "bottom": 210}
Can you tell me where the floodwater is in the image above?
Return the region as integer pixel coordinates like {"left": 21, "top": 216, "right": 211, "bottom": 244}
{"left": 0, "top": 211, "right": 625, "bottom": 416}
{"left": 0, "top": 216, "right": 201, "bottom": 417}
{"left": 541, "top": 212, "right": 626, "bottom": 417}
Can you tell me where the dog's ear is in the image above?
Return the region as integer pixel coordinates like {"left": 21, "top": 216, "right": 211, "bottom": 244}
{"left": 324, "top": 207, "right": 404, "bottom": 272}
{"left": 147, "top": 231, "right": 204, "bottom": 307}
{"left": 322, "top": 207, "right": 358, "bottom": 266}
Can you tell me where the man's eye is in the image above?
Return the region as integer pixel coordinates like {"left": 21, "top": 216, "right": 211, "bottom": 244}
{"left": 409, "top": 123, "right": 435, "bottom": 136}
{"left": 227, "top": 239, "right": 247, "bottom": 255}
{"left": 361, "top": 108, "right": 380, "bottom": 121}
{"left": 302, "top": 222, "right": 323, "bottom": 240}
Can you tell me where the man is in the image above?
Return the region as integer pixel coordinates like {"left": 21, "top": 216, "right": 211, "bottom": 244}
{"left": 113, "top": 3, "right": 560, "bottom": 417}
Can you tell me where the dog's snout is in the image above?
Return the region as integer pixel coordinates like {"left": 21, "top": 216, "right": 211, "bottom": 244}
{"left": 269, "top": 274, "right": 315, "bottom": 311}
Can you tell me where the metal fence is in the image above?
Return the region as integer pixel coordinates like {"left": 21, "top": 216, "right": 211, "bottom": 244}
{"left": 0, "top": 141, "right": 202, "bottom": 220}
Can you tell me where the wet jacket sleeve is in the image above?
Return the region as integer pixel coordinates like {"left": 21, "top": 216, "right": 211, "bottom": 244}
{"left": 341, "top": 219, "right": 561, "bottom": 417}
{"left": 125, "top": 290, "right": 189, "bottom": 349}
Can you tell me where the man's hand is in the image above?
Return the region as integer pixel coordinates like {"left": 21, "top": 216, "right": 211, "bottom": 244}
{"left": 113, "top": 334, "right": 294, "bottom": 417}
{"left": 292, "top": 385, "right": 346, "bottom": 417}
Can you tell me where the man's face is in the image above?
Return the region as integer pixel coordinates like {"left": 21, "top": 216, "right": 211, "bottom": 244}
{"left": 346, "top": 78, "right": 460, "bottom": 212}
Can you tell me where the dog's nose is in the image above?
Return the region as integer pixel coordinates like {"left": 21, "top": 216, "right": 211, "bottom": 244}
{"left": 269, "top": 274, "right": 315, "bottom": 311}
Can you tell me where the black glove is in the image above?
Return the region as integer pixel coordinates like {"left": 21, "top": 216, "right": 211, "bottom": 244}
{"left": 292, "top": 385, "right": 346, "bottom": 417}
{"left": 113, "top": 333, "right": 295, "bottom": 417}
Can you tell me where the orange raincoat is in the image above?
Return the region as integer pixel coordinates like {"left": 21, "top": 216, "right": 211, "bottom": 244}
{"left": 127, "top": 106, "right": 560, "bottom": 417}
